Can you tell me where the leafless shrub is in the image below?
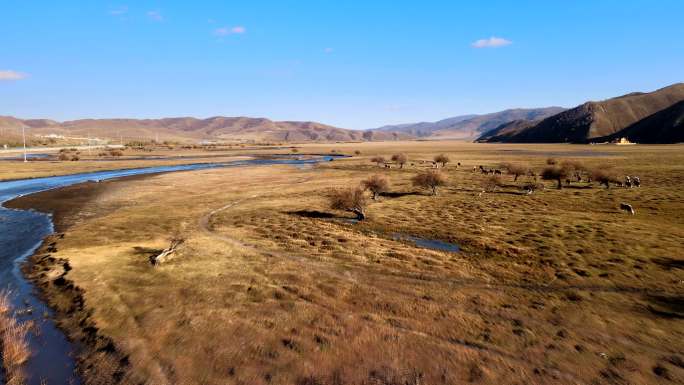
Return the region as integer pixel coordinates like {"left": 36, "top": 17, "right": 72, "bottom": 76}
{"left": 561, "top": 160, "right": 588, "bottom": 181}
{"left": 70, "top": 155, "right": 80, "bottom": 161}
{"left": 390, "top": 153, "right": 408, "bottom": 168}
{"left": 434, "top": 154, "right": 450, "bottom": 167}
{"left": 412, "top": 170, "right": 447, "bottom": 195}
{"left": 108, "top": 150, "right": 123, "bottom": 157}
{"left": 541, "top": 165, "right": 571, "bottom": 189}
{"left": 328, "top": 187, "right": 368, "bottom": 220}
{"left": 0, "top": 290, "right": 31, "bottom": 385}
{"left": 58, "top": 153, "right": 70, "bottom": 161}
{"left": 361, "top": 174, "right": 390, "bottom": 200}
{"left": 482, "top": 175, "right": 504, "bottom": 192}
{"left": 354, "top": 150, "right": 361, "bottom": 156}
{"left": 546, "top": 157, "right": 558, "bottom": 165}
{"left": 291, "top": 148, "right": 299, "bottom": 153}
{"left": 591, "top": 168, "right": 620, "bottom": 188}
{"left": 502, "top": 162, "right": 530, "bottom": 181}
{"left": 370, "top": 156, "right": 386, "bottom": 167}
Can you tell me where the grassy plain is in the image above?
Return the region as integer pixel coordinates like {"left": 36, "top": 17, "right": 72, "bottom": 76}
{"left": 7, "top": 141, "right": 684, "bottom": 385}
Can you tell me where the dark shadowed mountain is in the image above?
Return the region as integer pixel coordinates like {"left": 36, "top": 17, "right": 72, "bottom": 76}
{"left": 595, "top": 100, "right": 684, "bottom": 144}
{"left": 481, "top": 83, "right": 684, "bottom": 143}
{"left": 370, "top": 108, "right": 565, "bottom": 140}
{"left": 0, "top": 116, "right": 410, "bottom": 143}
{"left": 476, "top": 120, "right": 538, "bottom": 142}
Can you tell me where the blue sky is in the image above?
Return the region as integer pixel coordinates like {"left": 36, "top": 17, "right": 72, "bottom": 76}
{"left": 1, "top": 1, "right": 683, "bottom": 129}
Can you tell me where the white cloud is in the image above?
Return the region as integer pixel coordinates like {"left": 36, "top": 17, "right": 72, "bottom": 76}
{"left": 214, "top": 26, "right": 246, "bottom": 36}
{"left": 109, "top": 6, "right": 128, "bottom": 16}
{"left": 0, "top": 70, "right": 27, "bottom": 81}
{"left": 471, "top": 36, "right": 512, "bottom": 48}
{"left": 323, "top": 47, "right": 334, "bottom": 53}
{"left": 147, "top": 10, "right": 163, "bottom": 21}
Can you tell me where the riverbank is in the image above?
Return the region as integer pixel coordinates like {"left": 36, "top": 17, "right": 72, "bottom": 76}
{"left": 7, "top": 176, "right": 146, "bottom": 384}
{"left": 0, "top": 155, "right": 343, "bottom": 384}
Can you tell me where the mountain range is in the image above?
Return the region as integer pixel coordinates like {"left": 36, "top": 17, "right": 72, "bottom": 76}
{"left": 369, "top": 107, "right": 566, "bottom": 140}
{"left": 2, "top": 83, "right": 682, "bottom": 145}
{"left": 478, "top": 83, "right": 684, "bottom": 143}
{"left": 0, "top": 116, "right": 407, "bottom": 143}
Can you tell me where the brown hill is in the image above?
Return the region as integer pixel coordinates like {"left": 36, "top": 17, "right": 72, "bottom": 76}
{"left": 487, "top": 83, "right": 684, "bottom": 143}
{"left": 0, "top": 116, "right": 407, "bottom": 143}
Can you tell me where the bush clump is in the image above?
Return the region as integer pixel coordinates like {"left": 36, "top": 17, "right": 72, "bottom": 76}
{"left": 412, "top": 170, "right": 447, "bottom": 195}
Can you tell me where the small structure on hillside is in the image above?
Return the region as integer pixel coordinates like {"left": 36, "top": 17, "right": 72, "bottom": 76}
{"left": 612, "top": 137, "right": 636, "bottom": 145}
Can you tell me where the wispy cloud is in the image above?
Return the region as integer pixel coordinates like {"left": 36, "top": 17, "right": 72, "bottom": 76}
{"left": 323, "top": 47, "right": 334, "bottom": 53}
{"left": 214, "top": 26, "right": 246, "bottom": 36}
{"left": 471, "top": 36, "right": 512, "bottom": 48}
{"left": 109, "top": 6, "right": 128, "bottom": 16}
{"left": 0, "top": 70, "right": 28, "bottom": 81}
{"left": 147, "top": 10, "right": 163, "bottom": 21}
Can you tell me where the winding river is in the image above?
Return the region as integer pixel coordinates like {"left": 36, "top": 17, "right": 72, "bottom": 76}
{"left": 0, "top": 155, "right": 336, "bottom": 385}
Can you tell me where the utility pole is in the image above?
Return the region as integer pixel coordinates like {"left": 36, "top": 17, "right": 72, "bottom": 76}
{"left": 87, "top": 132, "right": 91, "bottom": 156}
{"left": 22, "top": 126, "right": 27, "bottom": 162}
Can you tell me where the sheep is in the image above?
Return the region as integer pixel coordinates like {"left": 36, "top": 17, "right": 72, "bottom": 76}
{"left": 633, "top": 176, "right": 641, "bottom": 187}
{"left": 624, "top": 176, "right": 632, "bottom": 188}
{"left": 619, "top": 203, "right": 635, "bottom": 215}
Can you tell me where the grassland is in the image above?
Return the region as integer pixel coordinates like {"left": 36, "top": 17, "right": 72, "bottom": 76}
{"left": 7, "top": 141, "right": 684, "bottom": 385}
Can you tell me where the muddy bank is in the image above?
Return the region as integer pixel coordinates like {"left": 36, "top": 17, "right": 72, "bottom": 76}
{"left": 7, "top": 177, "right": 147, "bottom": 385}
{"left": 6, "top": 174, "right": 146, "bottom": 232}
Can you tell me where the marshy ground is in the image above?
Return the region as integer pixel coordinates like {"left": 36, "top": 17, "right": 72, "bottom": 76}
{"left": 6, "top": 141, "right": 684, "bottom": 385}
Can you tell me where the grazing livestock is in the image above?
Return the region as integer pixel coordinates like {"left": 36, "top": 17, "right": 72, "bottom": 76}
{"left": 633, "top": 176, "right": 641, "bottom": 187}
{"left": 494, "top": 169, "right": 502, "bottom": 175}
{"left": 619, "top": 203, "right": 635, "bottom": 215}
{"left": 624, "top": 176, "right": 632, "bottom": 188}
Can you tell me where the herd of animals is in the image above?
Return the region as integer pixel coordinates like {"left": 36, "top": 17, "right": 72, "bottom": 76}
{"left": 376, "top": 158, "right": 641, "bottom": 216}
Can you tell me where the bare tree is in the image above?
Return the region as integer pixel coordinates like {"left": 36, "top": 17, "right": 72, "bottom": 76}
{"left": 391, "top": 153, "right": 408, "bottom": 168}
{"left": 362, "top": 174, "right": 390, "bottom": 200}
{"left": 561, "top": 160, "right": 587, "bottom": 182}
{"left": 370, "top": 156, "right": 386, "bottom": 167}
{"left": 502, "top": 162, "right": 530, "bottom": 182}
{"left": 541, "top": 165, "right": 571, "bottom": 189}
{"left": 482, "top": 175, "right": 504, "bottom": 192}
{"left": 328, "top": 187, "right": 368, "bottom": 220}
{"left": 590, "top": 169, "right": 619, "bottom": 188}
{"left": 434, "top": 154, "right": 450, "bottom": 168}
{"left": 412, "top": 170, "right": 447, "bottom": 195}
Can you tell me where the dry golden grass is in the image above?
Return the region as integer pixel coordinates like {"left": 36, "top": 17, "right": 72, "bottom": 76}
{"left": 8, "top": 141, "right": 684, "bottom": 384}
{"left": 0, "top": 291, "right": 31, "bottom": 385}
